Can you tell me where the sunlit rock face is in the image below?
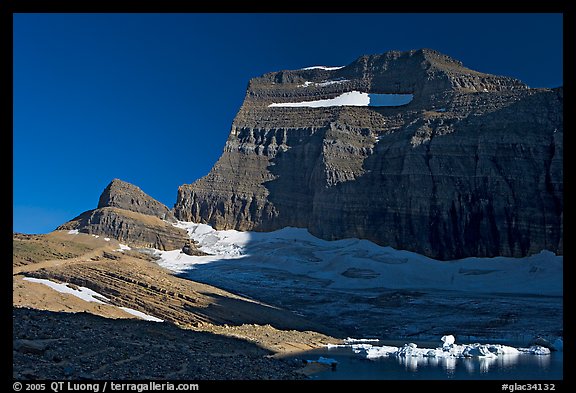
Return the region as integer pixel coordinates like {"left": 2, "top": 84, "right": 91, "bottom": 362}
{"left": 59, "top": 179, "right": 191, "bottom": 251}
{"left": 174, "top": 49, "right": 563, "bottom": 260}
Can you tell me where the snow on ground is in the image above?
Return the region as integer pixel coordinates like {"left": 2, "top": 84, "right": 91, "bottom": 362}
{"left": 116, "top": 243, "right": 131, "bottom": 252}
{"left": 23, "top": 277, "right": 163, "bottom": 322}
{"left": 118, "top": 307, "right": 163, "bottom": 322}
{"left": 67, "top": 229, "right": 79, "bottom": 235}
{"left": 157, "top": 222, "right": 562, "bottom": 296}
{"left": 269, "top": 91, "right": 413, "bottom": 108}
{"left": 301, "top": 65, "right": 345, "bottom": 71}
{"left": 24, "top": 277, "right": 109, "bottom": 304}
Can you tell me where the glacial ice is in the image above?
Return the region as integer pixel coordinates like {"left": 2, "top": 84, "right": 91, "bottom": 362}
{"left": 158, "top": 222, "right": 563, "bottom": 296}
{"left": 335, "top": 336, "right": 550, "bottom": 361}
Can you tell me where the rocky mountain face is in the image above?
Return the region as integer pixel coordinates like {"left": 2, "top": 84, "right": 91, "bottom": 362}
{"left": 59, "top": 179, "right": 194, "bottom": 252}
{"left": 174, "top": 49, "right": 563, "bottom": 260}
{"left": 97, "top": 179, "right": 177, "bottom": 222}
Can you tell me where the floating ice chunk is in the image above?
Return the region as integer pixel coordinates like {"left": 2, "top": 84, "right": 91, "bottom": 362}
{"left": 307, "top": 357, "right": 338, "bottom": 366}
{"left": 518, "top": 346, "right": 551, "bottom": 355}
{"left": 317, "top": 356, "right": 338, "bottom": 365}
{"left": 397, "top": 343, "right": 419, "bottom": 357}
{"left": 350, "top": 343, "right": 378, "bottom": 353}
{"left": 344, "top": 337, "right": 380, "bottom": 344}
{"left": 364, "top": 345, "right": 398, "bottom": 359}
{"left": 487, "top": 344, "right": 520, "bottom": 356}
{"left": 463, "top": 345, "right": 498, "bottom": 358}
{"left": 441, "top": 335, "right": 455, "bottom": 347}
{"left": 338, "top": 336, "right": 535, "bottom": 362}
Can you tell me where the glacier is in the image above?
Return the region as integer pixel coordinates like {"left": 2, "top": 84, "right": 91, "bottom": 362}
{"left": 158, "top": 222, "right": 561, "bottom": 296}
{"left": 153, "top": 222, "right": 562, "bottom": 341}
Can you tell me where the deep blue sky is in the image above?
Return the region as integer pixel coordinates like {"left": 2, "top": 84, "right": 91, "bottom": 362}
{"left": 13, "top": 13, "right": 563, "bottom": 234}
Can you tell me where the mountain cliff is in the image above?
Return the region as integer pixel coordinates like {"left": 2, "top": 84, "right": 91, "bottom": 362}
{"left": 173, "top": 49, "right": 563, "bottom": 260}
{"left": 59, "top": 179, "right": 194, "bottom": 252}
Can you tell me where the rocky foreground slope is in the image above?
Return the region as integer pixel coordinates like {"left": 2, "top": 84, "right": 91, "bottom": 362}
{"left": 13, "top": 308, "right": 307, "bottom": 380}
{"left": 13, "top": 231, "right": 338, "bottom": 379}
{"left": 174, "top": 49, "right": 563, "bottom": 260}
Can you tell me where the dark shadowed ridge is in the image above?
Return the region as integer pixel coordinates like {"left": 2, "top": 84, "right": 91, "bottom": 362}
{"left": 173, "top": 48, "right": 562, "bottom": 260}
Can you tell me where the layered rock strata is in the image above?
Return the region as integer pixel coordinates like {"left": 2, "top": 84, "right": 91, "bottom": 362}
{"left": 174, "top": 49, "right": 562, "bottom": 260}
{"left": 59, "top": 179, "right": 193, "bottom": 251}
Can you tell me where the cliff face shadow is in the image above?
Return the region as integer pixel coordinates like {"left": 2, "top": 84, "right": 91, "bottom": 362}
{"left": 261, "top": 125, "right": 329, "bottom": 229}
{"left": 258, "top": 88, "right": 562, "bottom": 260}
{"left": 346, "top": 88, "right": 563, "bottom": 259}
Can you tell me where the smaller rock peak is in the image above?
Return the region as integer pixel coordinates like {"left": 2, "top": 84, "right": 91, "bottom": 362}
{"left": 417, "top": 48, "right": 463, "bottom": 66}
{"left": 98, "top": 179, "right": 143, "bottom": 209}
{"left": 98, "top": 178, "right": 176, "bottom": 222}
{"left": 109, "top": 178, "right": 129, "bottom": 187}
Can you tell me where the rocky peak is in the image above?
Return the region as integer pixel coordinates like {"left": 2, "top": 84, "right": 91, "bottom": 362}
{"left": 246, "top": 49, "right": 527, "bottom": 109}
{"left": 98, "top": 179, "right": 176, "bottom": 223}
{"left": 59, "top": 179, "right": 195, "bottom": 252}
{"left": 175, "top": 49, "right": 562, "bottom": 260}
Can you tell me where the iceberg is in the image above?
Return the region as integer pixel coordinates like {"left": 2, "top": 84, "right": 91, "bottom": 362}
{"left": 328, "top": 335, "right": 548, "bottom": 361}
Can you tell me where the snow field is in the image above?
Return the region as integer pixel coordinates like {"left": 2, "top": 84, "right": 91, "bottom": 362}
{"left": 157, "top": 222, "right": 562, "bottom": 296}
{"left": 23, "top": 277, "right": 163, "bottom": 322}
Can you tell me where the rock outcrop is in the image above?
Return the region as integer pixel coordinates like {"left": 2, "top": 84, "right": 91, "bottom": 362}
{"left": 59, "top": 179, "right": 193, "bottom": 251}
{"left": 174, "top": 49, "right": 562, "bottom": 260}
{"left": 98, "top": 179, "right": 177, "bottom": 222}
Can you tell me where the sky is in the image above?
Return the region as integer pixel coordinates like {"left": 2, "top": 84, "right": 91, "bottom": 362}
{"left": 13, "top": 13, "right": 563, "bottom": 234}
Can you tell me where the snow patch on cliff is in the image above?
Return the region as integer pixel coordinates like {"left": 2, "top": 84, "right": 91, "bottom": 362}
{"left": 301, "top": 65, "right": 345, "bottom": 70}
{"left": 269, "top": 91, "right": 413, "bottom": 108}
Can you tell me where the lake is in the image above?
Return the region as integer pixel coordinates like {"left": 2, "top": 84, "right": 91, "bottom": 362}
{"left": 298, "top": 346, "right": 563, "bottom": 380}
